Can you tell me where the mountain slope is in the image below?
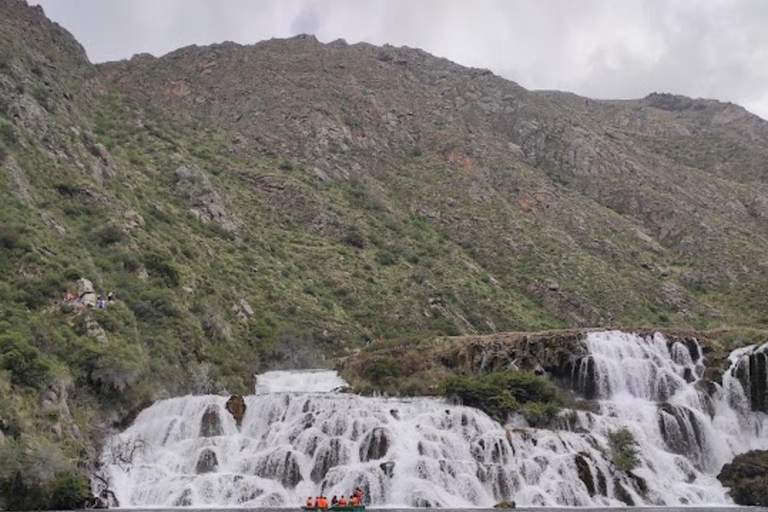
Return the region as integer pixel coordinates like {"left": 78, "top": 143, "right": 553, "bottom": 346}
{"left": 1, "top": 0, "right": 768, "bottom": 507}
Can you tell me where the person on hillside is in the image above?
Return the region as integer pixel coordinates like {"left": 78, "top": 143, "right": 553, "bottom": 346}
{"left": 306, "top": 497, "right": 314, "bottom": 508}
{"left": 107, "top": 291, "right": 114, "bottom": 303}
{"left": 338, "top": 496, "right": 347, "bottom": 506}
{"left": 96, "top": 296, "right": 105, "bottom": 309}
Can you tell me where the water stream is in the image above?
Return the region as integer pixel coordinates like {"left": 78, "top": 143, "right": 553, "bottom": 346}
{"left": 99, "top": 331, "right": 768, "bottom": 507}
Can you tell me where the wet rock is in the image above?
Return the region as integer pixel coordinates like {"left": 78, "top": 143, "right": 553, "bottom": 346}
{"left": 380, "top": 460, "right": 395, "bottom": 478}
{"left": 200, "top": 404, "right": 223, "bottom": 437}
{"left": 253, "top": 450, "right": 303, "bottom": 488}
{"left": 359, "top": 427, "right": 390, "bottom": 461}
{"left": 574, "top": 452, "right": 595, "bottom": 496}
{"left": 718, "top": 449, "right": 768, "bottom": 506}
{"left": 494, "top": 501, "right": 516, "bottom": 509}
{"left": 225, "top": 394, "right": 246, "bottom": 428}
{"left": 657, "top": 403, "right": 707, "bottom": 468}
{"left": 174, "top": 489, "right": 193, "bottom": 507}
{"left": 613, "top": 479, "right": 634, "bottom": 505}
{"left": 311, "top": 438, "right": 347, "bottom": 482}
{"left": 196, "top": 448, "right": 219, "bottom": 473}
{"left": 573, "top": 356, "right": 598, "bottom": 399}
{"left": 733, "top": 348, "right": 768, "bottom": 413}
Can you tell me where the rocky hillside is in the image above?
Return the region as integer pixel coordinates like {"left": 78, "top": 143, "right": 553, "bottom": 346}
{"left": 2, "top": 0, "right": 768, "bottom": 507}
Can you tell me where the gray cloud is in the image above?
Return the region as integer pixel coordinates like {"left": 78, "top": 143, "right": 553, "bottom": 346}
{"left": 31, "top": 0, "right": 768, "bottom": 119}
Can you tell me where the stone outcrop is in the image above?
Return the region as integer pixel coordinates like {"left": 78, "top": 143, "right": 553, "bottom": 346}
{"left": 732, "top": 345, "right": 768, "bottom": 412}
{"left": 225, "top": 395, "right": 246, "bottom": 428}
{"left": 174, "top": 165, "right": 241, "bottom": 231}
{"left": 200, "top": 404, "right": 223, "bottom": 437}
{"left": 718, "top": 450, "right": 768, "bottom": 506}
{"left": 359, "top": 427, "right": 390, "bottom": 462}
{"left": 195, "top": 448, "right": 218, "bottom": 473}
{"left": 76, "top": 278, "right": 97, "bottom": 307}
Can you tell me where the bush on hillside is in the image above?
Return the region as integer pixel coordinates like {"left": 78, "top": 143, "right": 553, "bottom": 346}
{"left": 45, "top": 472, "right": 90, "bottom": 510}
{"left": 0, "top": 334, "right": 54, "bottom": 388}
{"left": 89, "top": 342, "right": 147, "bottom": 393}
{"left": 365, "top": 358, "right": 403, "bottom": 385}
{"left": 442, "top": 370, "right": 562, "bottom": 422}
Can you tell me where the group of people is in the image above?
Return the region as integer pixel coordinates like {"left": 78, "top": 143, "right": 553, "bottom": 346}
{"left": 306, "top": 488, "right": 363, "bottom": 509}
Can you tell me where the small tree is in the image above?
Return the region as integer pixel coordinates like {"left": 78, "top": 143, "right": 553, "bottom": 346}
{"left": 608, "top": 427, "right": 640, "bottom": 471}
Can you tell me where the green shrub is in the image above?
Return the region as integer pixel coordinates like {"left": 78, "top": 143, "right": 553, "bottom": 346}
{"left": 143, "top": 252, "right": 180, "bottom": 287}
{"left": 443, "top": 370, "right": 562, "bottom": 422}
{"left": 522, "top": 401, "right": 561, "bottom": 427}
{"left": 608, "top": 427, "right": 640, "bottom": 471}
{"left": 0, "top": 223, "right": 22, "bottom": 250}
{"left": 46, "top": 472, "right": 90, "bottom": 510}
{"left": 343, "top": 229, "right": 366, "bottom": 249}
{"left": 89, "top": 342, "right": 147, "bottom": 393}
{"left": 93, "top": 225, "right": 124, "bottom": 246}
{"left": 128, "top": 289, "right": 181, "bottom": 322}
{"left": 376, "top": 248, "right": 399, "bottom": 266}
{"left": 365, "top": 358, "right": 403, "bottom": 385}
{"left": 0, "top": 334, "right": 54, "bottom": 388}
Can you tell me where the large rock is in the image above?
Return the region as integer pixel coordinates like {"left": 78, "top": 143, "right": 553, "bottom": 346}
{"left": 174, "top": 165, "right": 241, "bottom": 231}
{"left": 76, "top": 278, "right": 97, "bottom": 307}
{"left": 718, "top": 450, "right": 768, "bottom": 506}
{"left": 225, "top": 395, "right": 246, "bottom": 428}
{"left": 359, "top": 427, "right": 390, "bottom": 461}
{"left": 200, "top": 404, "right": 223, "bottom": 437}
{"left": 195, "top": 448, "right": 219, "bottom": 473}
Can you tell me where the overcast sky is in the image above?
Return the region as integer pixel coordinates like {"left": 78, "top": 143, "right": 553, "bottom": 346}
{"left": 31, "top": 0, "right": 768, "bottom": 119}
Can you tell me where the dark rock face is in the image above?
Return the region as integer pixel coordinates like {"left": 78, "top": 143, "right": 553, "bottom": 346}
{"left": 359, "top": 427, "right": 390, "bottom": 462}
{"left": 311, "top": 438, "right": 347, "bottom": 482}
{"left": 196, "top": 448, "right": 219, "bottom": 473}
{"left": 380, "top": 461, "right": 395, "bottom": 478}
{"left": 574, "top": 452, "right": 595, "bottom": 496}
{"left": 573, "top": 356, "right": 598, "bottom": 399}
{"left": 200, "top": 404, "right": 223, "bottom": 437}
{"left": 174, "top": 489, "right": 193, "bottom": 507}
{"left": 718, "top": 450, "right": 768, "bottom": 506}
{"left": 657, "top": 403, "right": 708, "bottom": 469}
{"left": 226, "top": 395, "right": 247, "bottom": 428}
{"left": 253, "top": 450, "right": 303, "bottom": 488}
{"left": 733, "top": 348, "right": 768, "bottom": 413}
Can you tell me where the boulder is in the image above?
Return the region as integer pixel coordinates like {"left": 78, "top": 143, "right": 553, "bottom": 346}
{"left": 359, "top": 427, "right": 390, "bottom": 461}
{"left": 76, "top": 278, "right": 97, "bottom": 307}
{"left": 718, "top": 450, "right": 768, "bottom": 506}
{"left": 494, "top": 501, "right": 516, "bottom": 509}
{"left": 225, "top": 395, "right": 246, "bottom": 428}
{"left": 200, "top": 404, "right": 223, "bottom": 437}
{"left": 195, "top": 448, "right": 218, "bottom": 473}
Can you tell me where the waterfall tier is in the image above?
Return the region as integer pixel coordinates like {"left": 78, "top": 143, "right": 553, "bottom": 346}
{"left": 101, "top": 331, "right": 768, "bottom": 507}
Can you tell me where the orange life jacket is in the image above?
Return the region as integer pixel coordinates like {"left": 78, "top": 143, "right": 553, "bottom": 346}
{"left": 350, "top": 496, "right": 359, "bottom": 506}
{"left": 339, "top": 497, "right": 347, "bottom": 506}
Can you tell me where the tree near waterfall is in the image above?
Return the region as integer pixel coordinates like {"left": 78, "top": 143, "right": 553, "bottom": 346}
{"left": 608, "top": 428, "right": 640, "bottom": 471}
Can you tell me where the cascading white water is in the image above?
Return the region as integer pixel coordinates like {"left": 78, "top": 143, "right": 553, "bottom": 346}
{"left": 100, "top": 331, "right": 768, "bottom": 508}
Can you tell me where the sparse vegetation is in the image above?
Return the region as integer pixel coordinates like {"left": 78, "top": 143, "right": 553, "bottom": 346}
{"left": 608, "top": 427, "right": 640, "bottom": 472}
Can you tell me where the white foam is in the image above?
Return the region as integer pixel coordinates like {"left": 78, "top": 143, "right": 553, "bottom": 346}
{"left": 99, "top": 332, "right": 768, "bottom": 508}
{"left": 255, "top": 370, "right": 349, "bottom": 394}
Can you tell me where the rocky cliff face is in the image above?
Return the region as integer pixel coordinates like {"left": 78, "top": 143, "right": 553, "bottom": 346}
{"left": 2, "top": 0, "right": 768, "bottom": 507}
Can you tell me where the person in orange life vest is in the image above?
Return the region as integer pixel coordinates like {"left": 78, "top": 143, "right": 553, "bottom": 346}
{"left": 350, "top": 495, "right": 359, "bottom": 506}
{"left": 339, "top": 496, "right": 347, "bottom": 506}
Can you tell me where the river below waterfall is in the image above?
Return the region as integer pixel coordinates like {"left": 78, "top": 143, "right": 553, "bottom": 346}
{"left": 97, "top": 331, "right": 768, "bottom": 508}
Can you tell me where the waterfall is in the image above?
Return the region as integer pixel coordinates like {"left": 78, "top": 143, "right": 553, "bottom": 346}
{"left": 101, "top": 332, "right": 768, "bottom": 507}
